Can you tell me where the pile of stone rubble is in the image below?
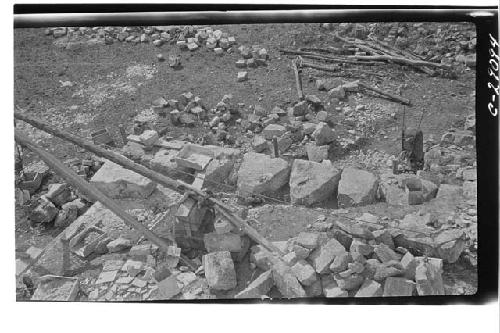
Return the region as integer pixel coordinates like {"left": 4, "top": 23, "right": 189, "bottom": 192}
{"left": 44, "top": 26, "right": 237, "bottom": 56}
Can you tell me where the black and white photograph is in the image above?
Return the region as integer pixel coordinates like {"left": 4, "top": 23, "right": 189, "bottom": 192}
{"left": 9, "top": 3, "right": 498, "bottom": 311}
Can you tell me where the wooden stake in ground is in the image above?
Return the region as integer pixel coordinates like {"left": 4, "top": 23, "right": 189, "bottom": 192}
{"left": 292, "top": 57, "right": 304, "bottom": 100}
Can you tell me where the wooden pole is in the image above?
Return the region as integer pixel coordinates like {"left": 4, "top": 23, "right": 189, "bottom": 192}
{"left": 14, "top": 129, "right": 198, "bottom": 271}
{"left": 292, "top": 58, "right": 304, "bottom": 100}
{"left": 358, "top": 81, "right": 411, "bottom": 105}
{"left": 14, "top": 112, "right": 285, "bottom": 260}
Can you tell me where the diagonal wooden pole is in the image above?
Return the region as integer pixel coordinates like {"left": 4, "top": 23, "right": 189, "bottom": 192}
{"left": 14, "top": 129, "right": 198, "bottom": 271}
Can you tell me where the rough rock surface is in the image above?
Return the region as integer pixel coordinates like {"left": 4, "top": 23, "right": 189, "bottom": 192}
{"left": 289, "top": 159, "right": 341, "bottom": 206}
{"left": 203, "top": 251, "right": 237, "bottom": 291}
{"left": 338, "top": 167, "right": 379, "bottom": 207}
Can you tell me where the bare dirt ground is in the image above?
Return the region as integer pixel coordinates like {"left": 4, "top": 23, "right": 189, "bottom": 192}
{"left": 14, "top": 22, "right": 477, "bottom": 299}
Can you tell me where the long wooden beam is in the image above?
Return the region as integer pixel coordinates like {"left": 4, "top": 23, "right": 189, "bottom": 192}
{"left": 14, "top": 112, "right": 284, "bottom": 257}
{"left": 14, "top": 129, "right": 198, "bottom": 271}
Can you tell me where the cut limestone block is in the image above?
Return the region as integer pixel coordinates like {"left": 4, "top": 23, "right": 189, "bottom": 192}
{"left": 237, "top": 152, "right": 290, "bottom": 197}
{"left": 203, "top": 251, "right": 237, "bottom": 291}
{"left": 338, "top": 167, "right": 379, "bottom": 207}
{"left": 383, "top": 277, "right": 416, "bottom": 296}
{"left": 90, "top": 160, "right": 156, "bottom": 199}
{"left": 310, "top": 238, "right": 347, "bottom": 274}
{"left": 31, "top": 275, "right": 79, "bottom": 301}
{"left": 355, "top": 279, "right": 382, "bottom": 297}
{"left": 235, "top": 270, "right": 274, "bottom": 298}
{"left": 289, "top": 159, "right": 341, "bottom": 206}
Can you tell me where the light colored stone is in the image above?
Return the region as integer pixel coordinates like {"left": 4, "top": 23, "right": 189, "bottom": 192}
{"left": 203, "top": 232, "right": 242, "bottom": 253}
{"left": 338, "top": 167, "right": 379, "bottom": 207}
{"left": 235, "top": 270, "right": 274, "bottom": 298}
{"left": 289, "top": 159, "right": 341, "bottom": 206}
{"left": 91, "top": 160, "right": 156, "bottom": 199}
{"left": 157, "top": 275, "right": 181, "bottom": 299}
{"left": 329, "top": 252, "right": 351, "bottom": 273}
{"left": 383, "top": 277, "right": 416, "bottom": 296}
{"left": 325, "top": 287, "right": 348, "bottom": 297}
{"left": 107, "top": 237, "right": 132, "bottom": 253}
{"left": 415, "top": 260, "right": 445, "bottom": 295}
{"left": 334, "top": 274, "right": 364, "bottom": 290}
{"left": 355, "top": 279, "right": 382, "bottom": 297}
{"left": 237, "top": 152, "right": 290, "bottom": 197}
{"left": 291, "top": 260, "right": 318, "bottom": 286}
{"left": 203, "top": 251, "right": 237, "bottom": 290}
{"left": 262, "top": 124, "right": 286, "bottom": 140}
{"left": 312, "top": 122, "right": 336, "bottom": 146}
{"left": 139, "top": 130, "right": 159, "bottom": 146}
{"left": 374, "top": 243, "right": 402, "bottom": 263}
{"left": 296, "top": 232, "right": 321, "bottom": 249}
{"left": 310, "top": 238, "right": 346, "bottom": 274}
{"left": 306, "top": 144, "right": 329, "bottom": 163}
{"left": 272, "top": 261, "right": 307, "bottom": 298}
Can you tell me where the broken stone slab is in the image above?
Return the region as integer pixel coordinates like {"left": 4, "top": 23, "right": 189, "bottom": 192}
{"left": 306, "top": 144, "right": 330, "bottom": 163}
{"left": 31, "top": 275, "right": 79, "bottom": 301}
{"left": 400, "top": 251, "right": 418, "bottom": 280}
{"left": 330, "top": 252, "right": 352, "bottom": 273}
{"left": 338, "top": 167, "right": 379, "bottom": 208}
{"left": 203, "top": 232, "right": 243, "bottom": 253}
{"left": 462, "top": 180, "right": 477, "bottom": 199}
{"left": 372, "top": 229, "right": 395, "bottom": 249}
{"left": 334, "top": 273, "right": 364, "bottom": 291}
{"left": 305, "top": 280, "right": 323, "bottom": 297}
{"left": 296, "top": 232, "right": 322, "bottom": 249}
{"left": 139, "top": 130, "right": 159, "bottom": 147}
{"left": 71, "top": 226, "right": 111, "bottom": 258}
{"left": 53, "top": 205, "right": 78, "bottom": 228}
{"left": 29, "top": 200, "right": 59, "bottom": 224}
{"left": 96, "top": 269, "right": 118, "bottom": 284}
{"left": 203, "top": 251, "right": 237, "bottom": 291}
{"left": 310, "top": 238, "right": 347, "bottom": 274}
{"left": 415, "top": 259, "right": 445, "bottom": 295}
{"left": 436, "top": 184, "right": 462, "bottom": 201}
{"left": 34, "top": 202, "right": 127, "bottom": 275}
{"left": 272, "top": 261, "right": 307, "bottom": 298}
{"left": 235, "top": 270, "right": 274, "bottom": 299}
{"left": 250, "top": 245, "right": 274, "bottom": 271}
{"left": 157, "top": 275, "right": 182, "bottom": 300}
{"left": 355, "top": 279, "right": 382, "bottom": 297}
{"left": 325, "top": 286, "right": 349, "bottom": 297}
{"left": 150, "top": 149, "right": 191, "bottom": 180}
{"left": 373, "top": 243, "right": 402, "bottom": 263}
{"left": 252, "top": 135, "right": 268, "bottom": 153}
{"left": 262, "top": 124, "right": 287, "bottom": 140}
{"left": 237, "top": 152, "right": 290, "bottom": 197}
{"left": 291, "top": 260, "right": 318, "bottom": 286}
{"left": 90, "top": 160, "right": 156, "bottom": 199}
{"left": 312, "top": 122, "right": 336, "bottom": 146}
{"left": 289, "top": 159, "right": 341, "bottom": 206}
{"left": 46, "top": 183, "right": 73, "bottom": 207}
{"left": 350, "top": 239, "right": 374, "bottom": 256}
{"left": 383, "top": 277, "right": 416, "bottom": 296}
{"left": 175, "top": 152, "right": 213, "bottom": 172}
{"left": 434, "top": 228, "right": 467, "bottom": 264}
{"left": 335, "top": 221, "right": 374, "bottom": 240}
{"left": 175, "top": 198, "right": 207, "bottom": 227}
{"left": 203, "top": 158, "right": 234, "bottom": 191}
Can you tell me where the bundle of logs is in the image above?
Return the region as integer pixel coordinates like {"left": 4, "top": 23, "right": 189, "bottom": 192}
{"left": 279, "top": 33, "right": 454, "bottom": 78}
